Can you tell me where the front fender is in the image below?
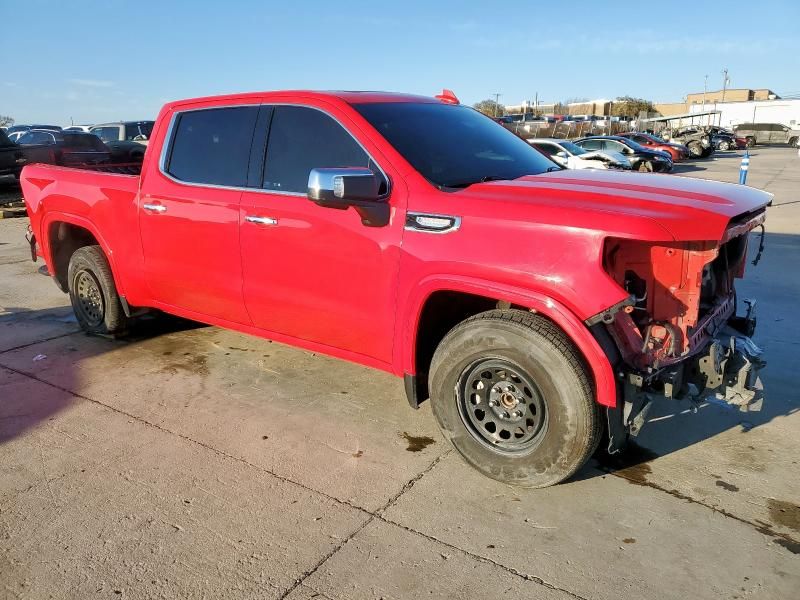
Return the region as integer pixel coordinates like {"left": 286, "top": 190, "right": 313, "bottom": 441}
{"left": 398, "top": 275, "right": 617, "bottom": 408}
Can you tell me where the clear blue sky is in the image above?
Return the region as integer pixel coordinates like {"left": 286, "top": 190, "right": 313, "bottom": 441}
{"left": 2, "top": 0, "right": 797, "bottom": 125}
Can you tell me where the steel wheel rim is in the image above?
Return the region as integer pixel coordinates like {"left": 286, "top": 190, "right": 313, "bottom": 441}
{"left": 74, "top": 269, "right": 105, "bottom": 327}
{"left": 456, "top": 358, "right": 548, "bottom": 454}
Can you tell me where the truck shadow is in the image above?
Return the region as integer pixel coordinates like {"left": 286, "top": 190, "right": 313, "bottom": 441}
{"left": 0, "top": 310, "right": 206, "bottom": 444}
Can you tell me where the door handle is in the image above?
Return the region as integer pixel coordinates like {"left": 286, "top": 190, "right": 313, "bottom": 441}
{"left": 245, "top": 215, "right": 278, "bottom": 226}
{"left": 142, "top": 203, "right": 167, "bottom": 213}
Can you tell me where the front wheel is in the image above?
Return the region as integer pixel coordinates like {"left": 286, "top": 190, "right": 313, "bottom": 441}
{"left": 638, "top": 160, "right": 654, "bottom": 173}
{"left": 67, "top": 245, "right": 128, "bottom": 335}
{"left": 687, "top": 141, "right": 703, "bottom": 157}
{"left": 718, "top": 140, "right": 730, "bottom": 151}
{"left": 429, "top": 310, "right": 601, "bottom": 488}
{"left": 746, "top": 137, "right": 756, "bottom": 148}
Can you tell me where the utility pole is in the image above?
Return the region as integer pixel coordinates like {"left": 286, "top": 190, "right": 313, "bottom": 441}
{"left": 492, "top": 93, "right": 502, "bottom": 116}
{"left": 702, "top": 75, "right": 708, "bottom": 109}
{"left": 721, "top": 68, "right": 729, "bottom": 104}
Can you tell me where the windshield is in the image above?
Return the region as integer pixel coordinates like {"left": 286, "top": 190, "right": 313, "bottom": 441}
{"left": 354, "top": 102, "right": 556, "bottom": 188}
{"left": 559, "top": 141, "right": 588, "bottom": 156}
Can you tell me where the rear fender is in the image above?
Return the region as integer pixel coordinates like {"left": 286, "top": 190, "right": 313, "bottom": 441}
{"left": 400, "top": 275, "right": 618, "bottom": 408}
{"left": 40, "top": 211, "right": 126, "bottom": 296}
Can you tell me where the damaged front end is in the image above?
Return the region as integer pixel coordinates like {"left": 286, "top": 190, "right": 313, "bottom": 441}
{"left": 588, "top": 209, "right": 767, "bottom": 453}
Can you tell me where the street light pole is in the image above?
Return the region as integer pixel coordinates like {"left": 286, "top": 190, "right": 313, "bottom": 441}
{"left": 492, "top": 93, "right": 502, "bottom": 117}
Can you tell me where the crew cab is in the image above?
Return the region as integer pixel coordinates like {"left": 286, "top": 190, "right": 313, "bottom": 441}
{"left": 21, "top": 90, "right": 771, "bottom": 487}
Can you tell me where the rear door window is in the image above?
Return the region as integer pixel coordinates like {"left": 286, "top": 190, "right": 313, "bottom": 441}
{"left": 262, "top": 105, "right": 383, "bottom": 194}
{"left": 579, "top": 139, "right": 603, "bottom": 151}
{"left": 166, "top": 106, "right": 259, "bottom": 187}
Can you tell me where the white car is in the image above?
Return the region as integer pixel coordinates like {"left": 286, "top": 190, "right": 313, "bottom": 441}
{"left": 528, "top": 138, "right": 631, "bottom": 170}
{"left": 63, "top": 125, "right": 94, "bottom": 133}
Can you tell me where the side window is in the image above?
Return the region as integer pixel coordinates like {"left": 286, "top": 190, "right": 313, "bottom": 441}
{"left": 533, "top": 143, "right": 557, "bottom": 157}
{"left": 91, "top": 127, "right": 119, "bottom": 143}
{"left": 605, "top": 141, "right": 626, "bottom": 152}
{"left": 262, "top": 105, "right": 385, "bottom": 194}
{"left": 124, "top": 124, "right": 139, "bottom": 140}
{"left": 166, "top": 106, "right": 259, "bottom": 187}
{"left": 580, "top": 139, "right": 603, "bottom": 151}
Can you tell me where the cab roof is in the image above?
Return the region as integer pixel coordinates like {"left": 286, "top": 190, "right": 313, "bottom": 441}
{"left": 164, "top": 90, "right": 441, "bottom": 112}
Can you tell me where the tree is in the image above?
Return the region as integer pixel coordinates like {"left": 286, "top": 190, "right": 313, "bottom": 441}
{"left": 611, "top": 96, "right": 657, "bottom": 119}
{"left": 0, "top": 115, "right": 14, "bottom": 127}
{"left": 473, "top": 99, "right": 505, "bottom": 117}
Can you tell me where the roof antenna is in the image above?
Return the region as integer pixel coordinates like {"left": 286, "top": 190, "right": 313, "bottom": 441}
{"left": 435, "top": 89, "right": 460, "bottom": 105}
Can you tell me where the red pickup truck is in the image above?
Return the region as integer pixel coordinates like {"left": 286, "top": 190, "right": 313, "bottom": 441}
{"left": 21, "top": 90, "right": 770, "bottom": 487}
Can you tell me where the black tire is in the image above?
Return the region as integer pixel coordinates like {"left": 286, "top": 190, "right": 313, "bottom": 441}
{"left": 746, "top": 137, "right": 756, "bottom": 148}
{"left": 788, "top": 137, "right": 798, "bottom": 147}
{"left": 638, "top": 160, "right": 654, "bottom": 173}
{"left": 718, "top": 140, "right": 730, "bottom": 151}
{"left": 429, "top": 309, "right": 601, "bottom": 488}
{"left": 67, "top": 245, "right": 128, "bottom": 335}
{"left": 687, "top": 141, "right": 703, "bottom": 157}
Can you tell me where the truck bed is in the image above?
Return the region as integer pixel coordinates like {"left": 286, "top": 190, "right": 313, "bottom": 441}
{"left": 20, "top": 163, "right": 142, "bottom": 286}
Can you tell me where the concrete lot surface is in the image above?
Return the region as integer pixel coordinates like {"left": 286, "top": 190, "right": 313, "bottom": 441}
{"left": 1, "top": 148, "right": 798, "bottom": 599}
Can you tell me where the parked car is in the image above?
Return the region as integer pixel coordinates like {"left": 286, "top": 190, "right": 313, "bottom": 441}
{"left": 21, "top": 90, "right": 770, "bottom": 488}
{"left": 618, "top": 132, "right": 689, "bottom": 162}
{"left": 63, "top": 125, "right": 94, "bottom": 133}
{"left": 0, "top": 129, "right": 26, "bottom": 178}
{"left": 573, "top": 136, "right": 673, "bottom": 172}
{"left": 732, "top": 123, "right": 800, "bottom": 147}
{"left": 711, "top": 131, "right": 737, "bottom": 151}
{"left": 6, "top": 124, "right": 62, "bottom": 135}
{"left": 665, "top": 126, "right": 714, "bottom": 158}
{"left": 89, "top": 121, "right": 154, "bottom": 145}
{"left": 705, "top": 126, "right": 747, "bottom": 150}
{"left": 528, "top": 138, "right": 631, "bottom": 170}
{"left": 16, "top": 130, "right": 110, "bottom": 167}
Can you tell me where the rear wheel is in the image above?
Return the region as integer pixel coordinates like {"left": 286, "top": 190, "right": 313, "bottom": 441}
{"left": 67, "top": 245, "right": 128, "bottom": 335}
{"left": 746, "top": 137, "right": 756, "bottom": 148}
{"left": 429, "top": 310, "right": 601, "bottom": 488}
{"left": 718, "top": 140, "right": 730, "bottom": 151}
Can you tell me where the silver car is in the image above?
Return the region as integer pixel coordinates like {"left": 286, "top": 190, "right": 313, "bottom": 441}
{"left": 733, "top": 123, "right": 800, "bottom": 147}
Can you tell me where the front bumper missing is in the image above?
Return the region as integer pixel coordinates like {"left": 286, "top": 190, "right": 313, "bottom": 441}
{"left": 606, "top": 303, "right": 765, "bottom": 454}
{"left": 694, "top": 326, "right": 765, "bottom": 412}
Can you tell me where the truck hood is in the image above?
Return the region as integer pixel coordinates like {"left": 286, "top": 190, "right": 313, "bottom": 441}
{"left": 460, "top": 170, "right": 772, "bottom": 242}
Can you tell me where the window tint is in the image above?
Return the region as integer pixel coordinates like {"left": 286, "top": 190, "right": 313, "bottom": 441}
{"left": 262, "top": 106, "right": 374, "bottom": 194}
{"left": 91, "top": 126, "right": 120, "bottom": 142}
{"left": 579, "top": 139, "right": 603, "bottom": 151}
{"left": 19, "top": 131, "right": 56, "bottom": 145}
{"left": 354, "top": 102, "right": 554, "bottom": 189}
{"left": 64, "top": 134, "right": 106, "bottom": 150}
{"left": 605, "top": 140, "right": 626, "bottom": 152}
{"left": 167, "top": 106, "right": 258, "bottom": 187}
{"left": 125, "top": 121, "right": 154, "bottom": 140}
{"left": 532, "top": 142, "right": 557, "bottom": 157}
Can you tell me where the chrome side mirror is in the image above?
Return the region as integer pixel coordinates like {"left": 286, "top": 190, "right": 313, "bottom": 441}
{"left": 307, "top": 168, "right": 388, "bottom": 227}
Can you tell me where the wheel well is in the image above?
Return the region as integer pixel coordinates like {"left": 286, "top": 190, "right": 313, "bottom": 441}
{"left": 48, "top": 222, "right": 100, "bottom": 292}
{"left": 411, "top": 291, "right": 526, "bottom": 405}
